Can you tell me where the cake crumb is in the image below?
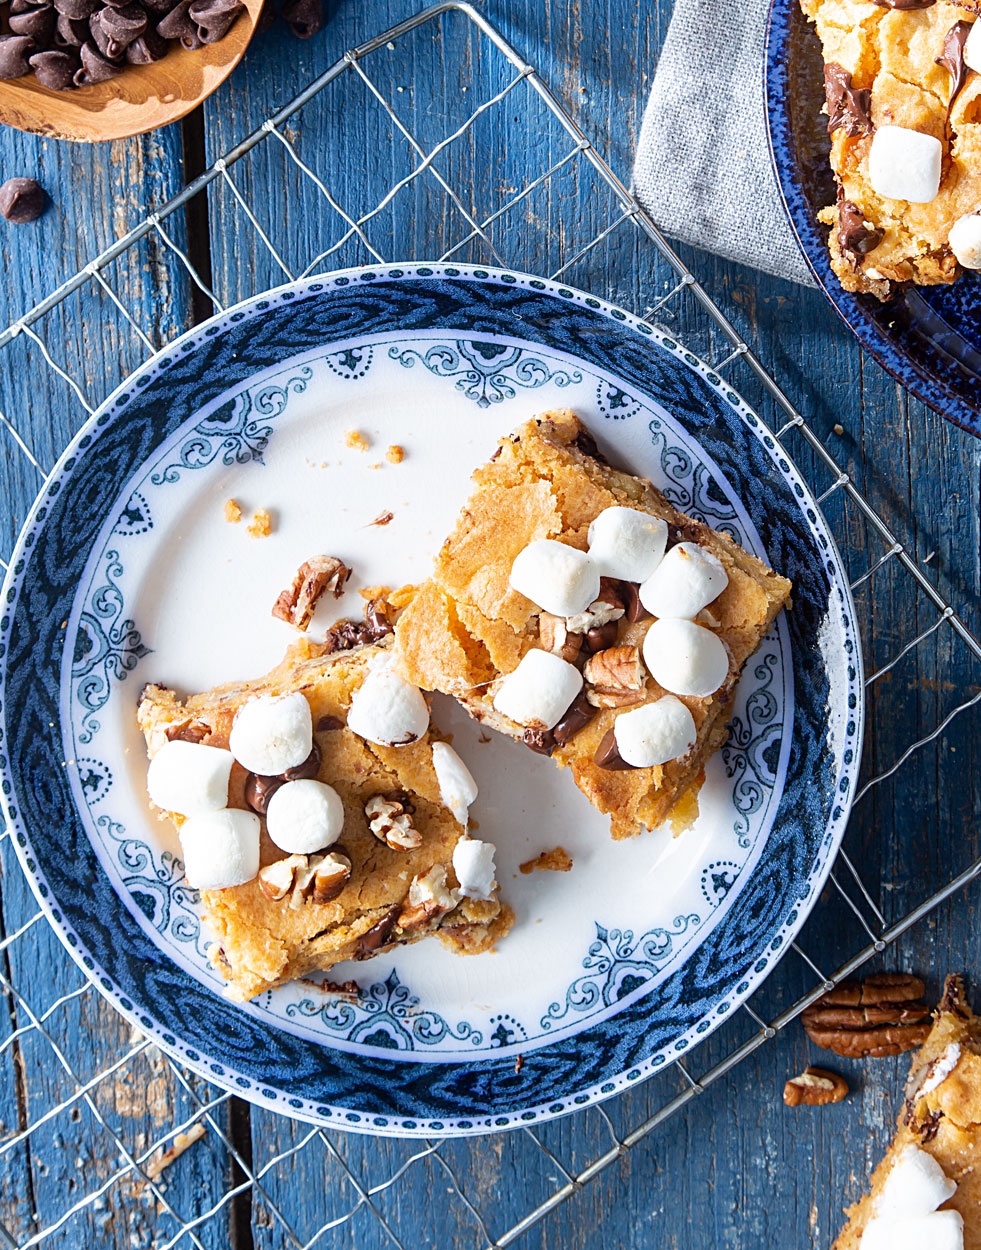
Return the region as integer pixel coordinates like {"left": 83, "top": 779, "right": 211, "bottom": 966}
{"left": 369, "top": 511, "right": 394, "bottom": 528}
{"left": 224, "top": 498, "right": 242, "bottom": 524}
{"left": 345, "top": 429, "right": 370, "bottom": 452}
{"left": 247, "top": 508, "right": 272, "bottom": 538}
{"left": 386, "top": 444, "right": 405, "bottom": 464}
{"left": 520, "top": 847, "right": 573, "bottom": 874}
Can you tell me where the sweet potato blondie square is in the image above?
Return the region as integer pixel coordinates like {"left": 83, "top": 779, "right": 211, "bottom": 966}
{"left": 834, "top": 975, "right": 981, "bottom": 1250}
{"left": 138, "top": 615, "right": 511, "bottom": 1002}
{"left": 392, "top": 411, "right": 791, "bottom": 840}
{"left": 802, "top": 0, "right": 981, "bottom": 299}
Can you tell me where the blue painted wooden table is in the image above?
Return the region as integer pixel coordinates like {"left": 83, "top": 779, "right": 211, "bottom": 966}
{"left": 1, "top": 1, "right": 980, "bottom": 1248}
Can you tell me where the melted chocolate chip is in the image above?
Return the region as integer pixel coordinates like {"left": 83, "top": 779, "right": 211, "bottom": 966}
{"left": 936, "top": 21, "right": 973, "bottom": 125}
{"left": 571, "top": 427, "right": 612, "bottom": 466}
{"left": 522, "top": 728, "right": 556, "bottom": 756}
{"left": 870, "top": 0, "right": 934, "bottom": 8}
{"left": 552, "top": 690, "right": 598, "bottom": 747}
{"left": 355, "top": 904, "right": 401, "bottom": 958}
{"left": 823, "top": 63, "right": 873, "bottom": 137}
{"left": 165, "top": 718, "right": 210, "bottom": 743}
{"left": 282, "top": 740, "right": 321, "bottom": 782}
{"left": 364, "top": 599, "right": 394, "bottom": 641}
{"left": 594, "top": 727, "right": 636, "bottom": 771}
{"left": 837, "top": 189, "right": 883, "bottom": 265}
{"left": 316, "top": 714, "right": 344, "bottom": 732}
{"left": 244, "top": 772, "right": 283, "bottom": 815}
{"left": 321, "top": 599, "right": 394, "bottom": 655}
{"left": 621, "top": 581, "right": 650, "bottom": 624}
{"left": 585, "top": 622, "right": 619, "bottom": 652}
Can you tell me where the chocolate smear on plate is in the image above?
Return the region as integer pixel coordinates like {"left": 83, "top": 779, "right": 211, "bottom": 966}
{"left": 824, "top": 63, "right": 873, "bottom": 136}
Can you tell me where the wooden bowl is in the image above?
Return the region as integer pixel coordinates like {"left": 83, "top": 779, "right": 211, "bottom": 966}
{"left": 0, "top": 0, "right": 262, "bottom": 143}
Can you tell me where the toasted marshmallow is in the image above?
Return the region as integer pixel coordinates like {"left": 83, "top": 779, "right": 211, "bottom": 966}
{"left": 920, "top": 1043, "right": 962, "bottom": 1096}
{"left": 452, "top": 837, "right": 497, "bottom": 900}
{"left": 265, "top": 779, "right": 344, "bottom": 854}
{"left": 639, "top": 542, "right": 728, "bottom": 619}
{"left": 613, "top": 695, "right": 697, "bottom": 767}
{"left": 347, "top": 659, "right": 430, "bottom": 746}
{"left": 643, "top": 618, "right": 729, "bottom": 698}
{"left": 493, "top": 649, "right": 583, "bottom": 730}
{"left": 146, "top": 739, "right": 234, "bottom": 816}
{"left": 949, "top": 211, "right": 981, "bottom": 269}
{"left": 229, "top": 692, "right": 312, "bottom": 775}
{"left": 965, "top": 18, "right": 981, "bottom": 73}
{"left": 878, "top": 1145, "right": 958, "bottom": 1216}
{"left": 509, "top": 539, "right": 600, "bottom": 618}
{"left": 859, "top": 1211, "right": 964, "bottom": 1250}
{"left": 586, "top": 507, "right": 668, "bottom": 583}
{"left": 868, "top": 126, "right": 942, "bottom": 204}
{"left": 179, "top": 809, "right": 261, "bottom": 890}
{"left": 431, "top": 741, "right": 478, "bottom": 826}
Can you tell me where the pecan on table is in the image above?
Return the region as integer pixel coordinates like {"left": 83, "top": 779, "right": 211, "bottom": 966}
{"left": 801, "top": 972, "right": 931, "bottom": 1058}
{"left": 783, "top": 1066, "right": 848, "bottom": 1107}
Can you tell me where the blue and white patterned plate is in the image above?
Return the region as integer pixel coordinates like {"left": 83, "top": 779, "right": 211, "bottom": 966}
{"left": 0, "top": 266, "right": 863, "bottom": 1136}
{"left": 765, "top": 0, "right": 981, "bottom": 438}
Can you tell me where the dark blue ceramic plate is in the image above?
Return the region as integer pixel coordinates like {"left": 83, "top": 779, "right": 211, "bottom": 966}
{"left": 764, "top": 0, "right": 981, "bottom": 437}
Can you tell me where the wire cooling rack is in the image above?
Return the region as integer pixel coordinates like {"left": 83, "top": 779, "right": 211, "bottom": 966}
{"left": 0, "top": 2, "right": 980, "bottom": 1246}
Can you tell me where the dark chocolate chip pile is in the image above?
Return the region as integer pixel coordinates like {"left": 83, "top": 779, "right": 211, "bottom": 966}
{"left": 0, "top": 0, "right": 250, "bottom": 90}
{"left": 0, "top": 176, "right": 45, "bottom": 222}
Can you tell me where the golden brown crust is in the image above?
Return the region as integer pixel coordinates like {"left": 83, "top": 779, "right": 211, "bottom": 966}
{"left": 392, "top": 411, "right": 792, "bottom": 840}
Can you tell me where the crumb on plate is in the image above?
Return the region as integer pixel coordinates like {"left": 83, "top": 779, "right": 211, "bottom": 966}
{"left": 224, "top": 498, "right": 242, "bottom": 524}
{"left": 520, "top": 847, "right": 573, "bottom": 875}
{"left": 345, "top": 429, "right": 370, "bottom": 452}
{"left": 246, "top": 508, "right": 272, "bottom": 538}
{"left": 386, "top": 444, "right": 405, "bottom": 464}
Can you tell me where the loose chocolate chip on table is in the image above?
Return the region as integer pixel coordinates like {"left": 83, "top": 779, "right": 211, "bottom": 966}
{"left": 30, "top": 48, "right": 79, "bottom": 88}
{"left": 0, "top": 177, "right": 46, "bottom": 224}
{"left": 0, "top": 35, "right": 37, "bottom": 79}
{"left": 9, "top": 4, "right": 57, "bottom": 45}
{"left": 74, "top": 37, "right": 122, "bottom": 82}
{"left": 282, "top": 0, "right": 321, "bottom": 38}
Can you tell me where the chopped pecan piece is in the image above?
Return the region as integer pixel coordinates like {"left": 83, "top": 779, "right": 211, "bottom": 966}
{"left": 802, "top": 972, "right": 931, "bottom": 1057}
{"left": 257, "top": 851, "right": 352, "bottom": 907}
{"left": 783, "top": 1067, "right": 848, "bottom": 1107}
{"left": 584, "top": 644, "right": 646, "bottom": 708}
{"left": 398, "top": 865, "right": 458, "bottom": 930}
{"left": 365, "top": 792, "right": 422, "bottom": 851}
{"left": 538, "top": 612, "right": 582, "bottom": 663}
{"left": 565, "top": 578, "right": 625, "bottom": 634}
{"left": 165, "top": 718, "right": 211, "bottom": 744}
{"left": 272, "top": 555, "right": 351, "bottom": 631}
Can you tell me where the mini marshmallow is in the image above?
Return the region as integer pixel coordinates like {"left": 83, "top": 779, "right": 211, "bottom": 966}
{"left": 643, "top": 618, "right": 730, "bottom": 698}
{"left": 452, "top": 837, "right": 497, "bottom": 900}
{"left": 921, "top": 1043, "right": 963, "bottom": 1096}
{"left": 265, "top": 779, "right": 344, "bottom": 854}
{"left": 229, "top": 692, "right": 312, "bottom": 776}
{"left": 492, "top": 649, "right": 583, "bottom": 730}
{"left": 639, "top": 542, "right": 728, "bottom": 619}
{"left": 949, "top": 211, "right": 981, "bottom": 269}
{"left": 612, "top": 695, "right": 697, "bottom": 767}
{"left": 586, "top": 507, "right": 668, "bottom": 583}
{"left": 346, "top": 659, "right": 430, "bottom": 746}
{"left": 878, "top": 1145, "right": 958, "bottom": 1216}
{"left": 509, "top": 539, "right": 600, "bottom": 618}
{"left": 868, "top": 125, "right": 942, "bottom": 204}
{"left": 964, "top": 17, "right": 981, "bottom": 73}
{"left": 431, "top": 741, "right": 478, "bottom": 826}
{"left": 179, "top": 809, "right": 261, "bottom": 890}
{"left": 146, "top": 739, "right": 234, "bottom": 816}
{"left": 859, "top": 1211, "right": 964, "bottom": 1250}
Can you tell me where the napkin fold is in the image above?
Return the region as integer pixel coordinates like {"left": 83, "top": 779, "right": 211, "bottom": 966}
{"left": 632, "top": 0, "right": 817, "bottom": 287}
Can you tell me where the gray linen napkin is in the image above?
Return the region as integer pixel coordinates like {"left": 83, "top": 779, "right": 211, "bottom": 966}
{"left": 632, "top": 0, "right": 817, "bottom": 287}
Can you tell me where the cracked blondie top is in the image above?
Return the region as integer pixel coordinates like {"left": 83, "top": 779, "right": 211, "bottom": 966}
{"left": 802, "top": 0, "right": 981, "bottom": 298}
{"left": 391, "top": 411, "right": 791, "bottom": 841}
{"left": 138, "top": 635, "right": 512, "bottom": 1002}
{"left": 834, "top": 975, "right": 981, "bottom": 1249}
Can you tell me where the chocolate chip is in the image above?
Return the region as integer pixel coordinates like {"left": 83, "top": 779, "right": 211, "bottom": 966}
{"left": 593, "top": 726, "right": 635, "bottom": 771}
{"left": 244, "top": 772, "right": 283, "bottom": 815}
{"left": 124, "top": 25, "right": 167, "bottom": 58}
{"left": 316, "top": 714, "right": 344, "bottom": 732}
{"left": 0, "top": 35, "right": 37, "bottom": 79}
{"left": 30, "top": 49, "right": 79, "bottom": 87}
{"left": 870, "top": 0, "right": 934, "bottom": 7}
{"left": 836, "top": 187, "right": 883, "bottom": 266}
{"left": 97, "top": 2, "right": 147, "bottom": 54}
{"left": 936, "top": 21, "right": 973, "bottom": 125}
{"left": 253, "top": 0, "right": 274, "bottom": 32}
{"left": 74, "top": 38, "right": 122, "bottom": 81}
{"left": 355, "top": 904, "right": 400, "bottom": 958}
{"left": 282, "top": 0, "right": 321, "bottom": 38}
{"left": 281, "top": 740, "right": 321, "bottom": 782}
{"left": 522, "top": 728, "right": 555, "bottom": 756}
{"left": 552, "top": 690, "right": 598, "bottom": 747}
{"left": 10, "top": 5, "right": 56, "bottom": 44}
{"left": 823, "top": 63, "right": 873, "bottom": 137}
{"left": 55, "top": 12, "right": 90, "bottom": 44}
{"left": 188, "top": 0, "right": 242, "bottom": 42}
{"left": 53, "top": 0, "right": 97, "bottom": 19}
{"left": 0, "top": 177, "right": 46, "bottom": 223}
{"left": 156, "top": 0, "right": 193, "bottom": 39}
{"left": 620, "top": 581, "right": 650, "bottom": 624}
{"left": 585, "top": 622, "right": 619, "bottom": 653}
{"left": 571, "top": 426, "right": 609, "bottom": 465}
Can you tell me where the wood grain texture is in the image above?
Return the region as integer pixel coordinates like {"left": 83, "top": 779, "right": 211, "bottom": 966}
{"left": 0, "top": 0, "right": 979, "bottom": 1246}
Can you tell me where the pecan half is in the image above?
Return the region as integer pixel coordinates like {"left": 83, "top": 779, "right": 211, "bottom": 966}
{"left": 272, "top": 555, "right": 351, "bottom": 631}
{"left": 166, "top": 718, "right": 211, "bottom": 744}
{"left": 584, "top": 644, "right": 646, "bottom": 708}
{"left": 538, "top": 612, "right": 582, "bottom": 663}
{"left": 783, "top": 1067, "right": 848, "bottom": 1107}
{"left": 257, "top": 851, "right": 352, "bottom": 907}
{"left": 365, "top": 792, "right": 422, "bottom": 851}
{"left": 802, "top": 973, "right": 931, "bottom": 1057}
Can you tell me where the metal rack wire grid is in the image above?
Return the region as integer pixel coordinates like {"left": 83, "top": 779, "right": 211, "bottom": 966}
{"left": 0, "top": 3, "right": 980, "bottom": 1247}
